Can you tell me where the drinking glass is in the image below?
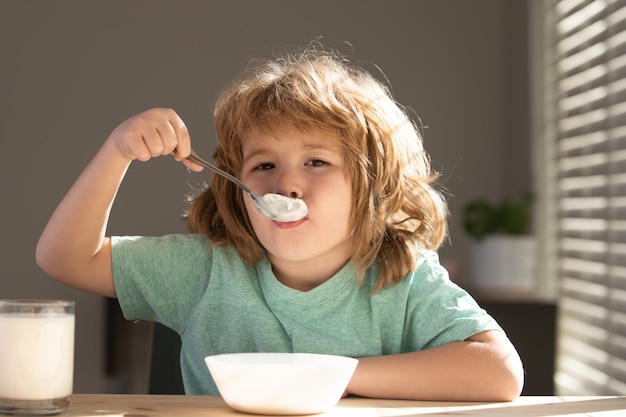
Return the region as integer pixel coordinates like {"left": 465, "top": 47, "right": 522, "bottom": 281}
{"left": 0, "top": 300, "right": 75, "bottom": 415}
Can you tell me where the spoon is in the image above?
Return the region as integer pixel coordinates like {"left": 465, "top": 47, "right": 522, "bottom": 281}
{"left": 184, "top": 152, "right": 308, "bottom": 222}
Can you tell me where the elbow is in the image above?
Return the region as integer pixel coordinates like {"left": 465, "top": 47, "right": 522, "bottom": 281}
{"left": 35, "top": 238, "right": 51, "bottom": 275}
{"left": 35, "top": 236, "right": 63, "bottom": 282}
{"left": 494, "top": 373, "right": 524, "bottom": 402}
{"left": 470, "top": 330, "right": 525, "bottom": 401}
{"left": 489, "top": 352, "right": 525, "bottom": 402}
{"left": 504, "top": 345, "right": 525, "bottom": 401}
{"left": 505, "top": 364, "right": 525, "bottom": 401}
{"left": 471, "top": 365, "right": 523, "bottom": 402}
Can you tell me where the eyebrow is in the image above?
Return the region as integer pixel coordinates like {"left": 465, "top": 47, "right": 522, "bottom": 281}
{"left": 243, "top": 143, "right": 341, "bottom": 160}
{"left": 302, "top": 143, "right": 341, "bottom": 151}
{"left": 242, "top": 148, "right": 270, "bottom": 161}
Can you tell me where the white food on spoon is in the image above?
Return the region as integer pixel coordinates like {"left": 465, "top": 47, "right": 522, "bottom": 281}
{"left": 259, "top": 193, "right": 308, "bottom": 222}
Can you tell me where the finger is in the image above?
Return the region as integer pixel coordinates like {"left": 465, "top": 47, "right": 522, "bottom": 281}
{"left": 168, "top": 112, "right": 191, "bottom": 159}
{"left": 155, "top": 121, "right": 179, "bottom": 156}
{"left": 125, "top": 125, "right": 155, "bottom": 161}
{"left": 128, "top": 140, "right": 152, "bottom": 161}
{"left": 136, "top": 109, "right": 180, "bottom": 157}
{"left": 141, "top": 127, "right": 167, "bottom": 158}
{"left": 182, "top": 159, "right": 204, "bottom": 172}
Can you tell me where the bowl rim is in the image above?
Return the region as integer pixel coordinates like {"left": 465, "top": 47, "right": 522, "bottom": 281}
{"left": 205, "top": 352, "right": 358, "bottom": 366}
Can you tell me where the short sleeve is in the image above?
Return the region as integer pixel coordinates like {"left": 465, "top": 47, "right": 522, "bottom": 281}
{"left": 402, "top": 251, "right": 502, "bottom": 351}
{"left": 111, "top": 234, "right": 212, "bottom": 332}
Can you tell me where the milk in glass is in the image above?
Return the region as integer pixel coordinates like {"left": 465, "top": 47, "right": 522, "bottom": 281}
{"left": 0, "top": 300, "right": 74, "bottom": 415}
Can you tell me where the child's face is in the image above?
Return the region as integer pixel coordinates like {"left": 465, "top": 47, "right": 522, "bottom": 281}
{"left": 240, "top": 123, "right": 354, "bottom": 289}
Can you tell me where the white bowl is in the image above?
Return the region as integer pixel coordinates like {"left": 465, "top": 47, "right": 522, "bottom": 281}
{"left": 204, "top": 352, "right": 358, "bottom": 415}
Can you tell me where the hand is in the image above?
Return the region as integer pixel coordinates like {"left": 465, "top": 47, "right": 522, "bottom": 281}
{"left": 106, "top": 108, "right": 203, "bottom": 171}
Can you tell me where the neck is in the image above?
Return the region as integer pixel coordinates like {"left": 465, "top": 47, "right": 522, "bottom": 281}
{"left": 269, "top": 256, "right": 351, "bottom": 292}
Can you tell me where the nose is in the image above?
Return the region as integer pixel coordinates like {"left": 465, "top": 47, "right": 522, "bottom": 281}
{"left": 273, "top": 167, "right": 303, "bottom": 199}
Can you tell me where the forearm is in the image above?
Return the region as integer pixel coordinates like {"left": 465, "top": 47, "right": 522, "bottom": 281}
{"left": 36, "top": 108, "right": 196, "bottom": 297}
{"left": 346, "top": 330, "right": 524, "bottom": 401}
{"left": 36, "top": 140, "right": 130, "bottom": 296}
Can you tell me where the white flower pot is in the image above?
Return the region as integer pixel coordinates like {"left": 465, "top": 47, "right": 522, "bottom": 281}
{"left": 468, "top": 234, "right": 537, "bottom": 292}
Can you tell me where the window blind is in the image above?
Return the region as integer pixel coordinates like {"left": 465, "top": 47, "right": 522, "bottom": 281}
{"left": 543, "top": 0, "right": 626, "bottom": 395}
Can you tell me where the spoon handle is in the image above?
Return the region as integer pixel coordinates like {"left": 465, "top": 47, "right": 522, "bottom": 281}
{"left": 184, "top": 153, "right": 256, "bottom": 198}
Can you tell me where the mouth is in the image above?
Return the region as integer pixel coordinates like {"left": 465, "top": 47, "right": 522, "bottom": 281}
{"left": 274, "top": 217, "right": 308, "bottom": 229}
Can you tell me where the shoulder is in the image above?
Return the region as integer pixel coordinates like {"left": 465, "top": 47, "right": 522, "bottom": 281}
{"left": 112, "top": 233, "right": 214, "bottom": 271}
{"left": 112, "top": 233, "right": 211, "bottom": 249}
{"left": 378, "top": 249, "right": 467, "bottom": 307}
{"left": 361, "top": 249, "right": 447, "bottom": 294}
{"left": 413, "top": 249, "right": 449, "bottom": 282}
{"left": 396, "top": 249, "right": 451, "bottom": 290}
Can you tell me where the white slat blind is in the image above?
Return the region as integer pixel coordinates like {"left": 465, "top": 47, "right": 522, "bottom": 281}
{"left": 544, "top": 0, "right": 626, "bottom": 395}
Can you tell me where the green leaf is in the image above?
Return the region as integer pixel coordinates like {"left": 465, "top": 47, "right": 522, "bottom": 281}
{"left": 462, "top": 199, "right": 498, "bottom": 240}
{"left": 462, "top": 192, "right": 534, "bottom": 240}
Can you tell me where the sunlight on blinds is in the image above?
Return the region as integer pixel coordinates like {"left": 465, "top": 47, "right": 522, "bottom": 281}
{"left": 546, "top": 0, "right": 626, "bottom": 395}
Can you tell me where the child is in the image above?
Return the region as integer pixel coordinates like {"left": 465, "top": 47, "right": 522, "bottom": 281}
{"left": 36, "top": 44, "right": 523, "bottom": 400}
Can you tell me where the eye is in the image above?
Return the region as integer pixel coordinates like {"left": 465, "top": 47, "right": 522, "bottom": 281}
{"left": 254, "top": 162, "right": 275, "bottom": 171}
{"left": 306, "top": 159, "right": 329, "bottom": 167}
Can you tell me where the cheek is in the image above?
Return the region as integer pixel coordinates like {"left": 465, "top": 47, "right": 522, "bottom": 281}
{"left": 317, "top": 182, "right": 353, "bottom": 225}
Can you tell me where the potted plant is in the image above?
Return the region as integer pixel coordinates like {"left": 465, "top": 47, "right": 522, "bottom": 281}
{"left": 462, "top": 192, "right": 536, "bottom": 293}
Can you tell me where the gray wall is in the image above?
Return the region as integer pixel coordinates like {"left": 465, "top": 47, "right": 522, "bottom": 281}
{"left": 0, "top": 0, "right": 530, "bottom": 392}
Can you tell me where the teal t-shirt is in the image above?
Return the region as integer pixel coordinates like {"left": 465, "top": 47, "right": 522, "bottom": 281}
{"left": 112, "top": 234, "right": 500, "bottom": 395}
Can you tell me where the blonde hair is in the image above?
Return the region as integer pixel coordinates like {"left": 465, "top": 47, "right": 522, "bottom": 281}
{"left": 185, "top": 44, "right": 448, "bottom": 292}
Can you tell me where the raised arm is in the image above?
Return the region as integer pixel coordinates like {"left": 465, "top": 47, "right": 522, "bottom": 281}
{"left": 36, "top": 108, "right": 201, "bottom": 298}
{"left": 346, "top": 329, "right": 524, "bottom": 401}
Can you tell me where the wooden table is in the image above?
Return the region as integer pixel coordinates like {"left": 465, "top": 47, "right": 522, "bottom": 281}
{"left": 39, "top": 394, "right": 626, "bottom": 416}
